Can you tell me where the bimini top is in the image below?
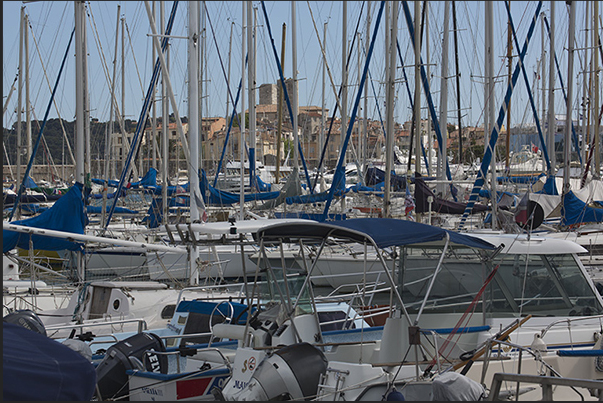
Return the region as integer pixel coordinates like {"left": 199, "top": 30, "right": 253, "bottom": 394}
{"left": 255, "top": 218, "right": 496, "bottom": 250}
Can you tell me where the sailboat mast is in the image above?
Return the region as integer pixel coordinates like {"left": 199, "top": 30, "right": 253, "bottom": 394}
{"left": 506, "top": 3, "right": 512, "bottom": 171}
{"left": 547, "top": 0, "right": 556, "bottom": 174}
{"left": 452, "top": 1, "right": 462, "bottom": 166}
{"left": 413, "top": 0, "right": 421, "bottom": 177}
{"left": 320, "top": 21, "right": 326, "bottom": 183}
{"left": 438, "top": 1, "right": 450, "bottom": 195}
{"left": 248, "top": 0, "right": 256, "bottom": 190}
{"left": 341, "top": 2, "right": 347, "bottom": 168}
{"left": 239, "top": 1, "right": 246, "bottom": 220}
{"left": 292, "top": 1, "right": 299, "bottom": 168}
{"left": 363, "top": 1, "right": 370, "bottom": 177}
{"left": 16, "top": 7, "right": 23, "bottom": 201}
{"left": 485, "top": 2, "right": 497, "bottom": 229}
{"left": 188, "top": 0, "right": 200, "bottom": 285}
{"left": 25, "top": 12, "right": 31, "bottom": 172}
{"left": 75, "top": 1, "right": 85, "bottom": 185}
{"left": 564, "top": 0, "right": 576, "bottom": 193}
{"left": 594, "top": 0, "right": 600, "bottom": 178}
{"left": 384, "top": 1, "right": 398, "bottom": 219}
{"left": 161, "top": 0, "right": 169, "bottom": 225}
{"left": 276, "top": 23, "right": 286, "bottom": 184}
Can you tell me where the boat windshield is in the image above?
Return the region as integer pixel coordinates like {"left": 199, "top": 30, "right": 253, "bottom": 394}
{"left": 398, "top": 245, "right": 603, "bottom": 318}
{"left": 256, "top": 264, "right": 315, "bottom": 317}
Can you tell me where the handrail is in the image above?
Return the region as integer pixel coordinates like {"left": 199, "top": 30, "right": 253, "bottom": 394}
{"left": 45, "top": 318, "right": 148, "bottom": 334}
{"left": 487, "top": 373, "right": 603, "bottom": 401}
{"left": 540, "top": 314, "right": 603, "bottom": 338}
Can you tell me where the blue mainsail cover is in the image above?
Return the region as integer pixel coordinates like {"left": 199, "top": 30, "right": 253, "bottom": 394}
{"left": 23, "top": 175, "right": 38, "bottom": 189}
{"left": 561, "top": 191, "right": 603, "bottom": 226}
{"left": 130, "top": 167, "right": 158, "bottom": 188}
{"left": 3, "top": 322, "right": 97, "bottom": 401}
{"left": 200, "top": 170, "right": 280, "bottom": 205}
{"left": 3, "top": 182, "right": 87, "bottom": 252}
{"left": 331, "top": 218, "right": 496, "bottom": 250}
{"left": 287, "top": 165, "right": 347, "bottom": 204}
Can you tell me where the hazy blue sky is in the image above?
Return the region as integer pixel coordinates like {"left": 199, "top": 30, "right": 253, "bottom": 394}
{"left": 2, "top": 1, "right": 596, "bottom": 134}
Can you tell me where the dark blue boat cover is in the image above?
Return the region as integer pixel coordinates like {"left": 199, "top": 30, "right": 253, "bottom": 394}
{"left": 3, "top": 182, "right": 87, "bottom": 253}
{"left": 258, "top": 218, "right": 495, "bottom": 250}
{"left": 561, "top": 190, "right": 603, "bottom": 226}
{"left": 331, "top": 218, "right": 495, "bottom": 249}
{"left": 3, "top": 322, "right": 97, "bottom": 401}
{"left": 200, "top": 170, "right": 280, "bottom": 205}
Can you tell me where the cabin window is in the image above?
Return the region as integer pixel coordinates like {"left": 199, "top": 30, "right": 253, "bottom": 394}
{"left": 161, "top": 304, "right": 176, "bottom": 319}
{"left": 398, "top": 246, "right": 603, "bottom": 318}
{"left": 113, "top": 299, "right": 120, "bottom": 310}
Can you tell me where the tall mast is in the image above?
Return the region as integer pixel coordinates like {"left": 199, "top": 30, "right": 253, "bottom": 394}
{"left": 188, "top": 0, "right": 200, "bottom": 285}
{"left": 485, "top": 2, "right": 497, "bottom": 229}
{"left": 506, "top": 2, "right": 512, "bottom": 171}
{"left": 161, "top": 0, "right": 169, "bottom": 225}
{"left": 563, "top": 0, "right": 576, "bottom": 193}
{"left": 75, "top": 1, "right": 85, "bottom": 185}
{"left": 239, "top": 1, "right": 246, "bottom": 220}
{"left": 384, "top": 1, "right": 398, "bottom": 218}
{"left": 151, "top": 2, "right": 157, "bottom": 171}
{"left": 292, "top": 1, "right": 299, "bottom": 168}
{"left": 320, "top": 21, "right": 326, "bottom": 183}
{"left": 363, "top": 1, "right": 371, "bottom": 177}
{"left": 121, "top": 15, "right": 127, "bottom": 176}
{"left": 594, "top": 0, "right": 600, "bottom": 178}
{"left": 25, "top": 12, "right": 31, "bottom": 171}
{"left": 276, "top": 23, "right": 286, "bottom": 183}
{"left": 341, "top": 2, "right": 347, "bottom": 167}
{"left": 226, "top": 21, "right": 234, "bottom": 162}
{"left": 248, "top": 1, "right": 256, "bottom": 189}
{"left": 413, "top": 1, "right": 421, "bottom": 176}
{"left": 17, "top": 7, "right": 24, "bottom": 197}
{"left": 547, "top": 0, "right": 556, "bottom": 174}
{"left": 438, "top": 1, "right": 450, "bottom": 195}
{"left": 452, "top": 1, "right": 463, "bottom": 166}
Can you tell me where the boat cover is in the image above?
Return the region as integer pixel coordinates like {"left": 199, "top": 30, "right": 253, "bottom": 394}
{"left": 200, "top": 169, "right": 280, "bottom": 205}
{"left": 257, "top": 218, "right": 495, "bottom": 250}
{"left": 2, "top": 322, "right": 97, "bottom": 400}
{"left": 561, "top": 191, "right": 603, "bottom": 226}
{"left": 414, "top": 175, "right": 489, "bottom": 215}
{"left": 3, "top": 182, "right": 87, "bottom": 253}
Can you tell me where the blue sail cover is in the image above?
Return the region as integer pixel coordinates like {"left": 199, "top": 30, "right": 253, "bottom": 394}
{"left": 200, "top": 170, "right": 280, "bottom": 205}
{"left": 3, "top": 182, "right": 87, "bottom": 253}
{"left": 287, "top": 165, "right": 347, "bottom": 205}
{"left": 23, "top": 175, "right": 38, "bottom": 189}
{"left": 331, "top": 218, "right": 496, "bottom": 250}
{"left": 365, "top": 167, "right": 408, "bottom": 191}
{"left": 538, "top": 175, "right": 559, "bottom": 195}
{"left": 130, "top": 167, "right": 158, "bottom": 188}
{"left": 561, "top": 191, "right": 603, "bottom": 226}
{"left": 3, "top": 322, "right": 97, "bottom": 401}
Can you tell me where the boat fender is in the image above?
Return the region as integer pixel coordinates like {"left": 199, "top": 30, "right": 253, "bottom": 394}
{"left": 385, "top": 387, "right": 405, "bottom": 401}
{"left": 3, "top": 309, "right": 47, "bottom": 336}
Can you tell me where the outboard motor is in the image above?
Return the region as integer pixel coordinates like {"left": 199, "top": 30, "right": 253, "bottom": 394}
{"left": 95, "top": 332, "right": 167, "bottom": 401}
{"left": 220, "top": 342, "right": 328, "bottom": 401}
{"left": 3, "top": 309, "right": 47, "bottom": 336}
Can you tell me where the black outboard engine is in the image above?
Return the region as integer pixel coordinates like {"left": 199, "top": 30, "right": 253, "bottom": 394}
{"left": 3, "top": 309, "right": 47, "bottom": 336}
{"left": 95, "top": 332, "right": 168, "bottom": 401}
{"left": 221, "top": 342, "right": 328, "bottom": 400}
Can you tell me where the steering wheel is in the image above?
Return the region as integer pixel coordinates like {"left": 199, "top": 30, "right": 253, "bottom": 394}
{"left": 208, "top": 301, "right": 234, "bottom": 332}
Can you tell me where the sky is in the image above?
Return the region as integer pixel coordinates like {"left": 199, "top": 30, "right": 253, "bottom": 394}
{"left": 2, "top": 1, "right": 597, "bottom": 135}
